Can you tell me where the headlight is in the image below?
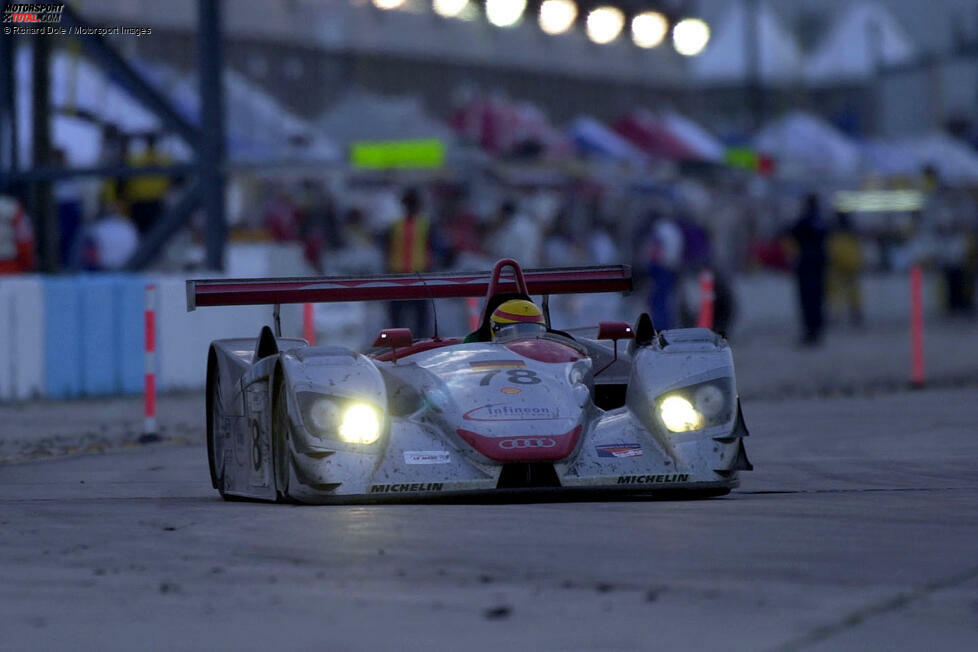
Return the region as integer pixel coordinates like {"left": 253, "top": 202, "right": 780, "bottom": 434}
{"left": 659, "top": 395, "right": 703, "bottom": 432}
{"left": 298, "top": 392, "right": 382, "bottom": 445}
{"left": 656, "top": 378, "right": 734, "bottom": 433}
{"left": 339, "top": 403, "right": 381, "bottom": 445}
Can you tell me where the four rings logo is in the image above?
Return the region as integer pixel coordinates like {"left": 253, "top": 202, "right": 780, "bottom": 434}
{"left": 499, "top": 437, "right": 556, "bottom": 449}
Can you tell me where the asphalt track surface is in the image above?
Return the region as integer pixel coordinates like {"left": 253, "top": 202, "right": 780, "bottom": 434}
{"left": 3, "top": 384, "right": 978, "bottom": 651}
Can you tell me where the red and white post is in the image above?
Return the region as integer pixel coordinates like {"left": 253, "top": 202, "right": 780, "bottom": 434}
{"left": 910, "top": 265, "right": 926, "bottom": 388}
{"left": 696, "top": 269, "right": 715, "bottom": 330}
{"left": 303, "top": 302, "right": 316, "bottom": 345}
{"left": 143, "top": 284, "right": 158, "bottom": 441}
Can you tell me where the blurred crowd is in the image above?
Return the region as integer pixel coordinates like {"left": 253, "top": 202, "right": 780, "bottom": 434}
{"left": 2, "top": 133, "right": 976, "bottom": 344}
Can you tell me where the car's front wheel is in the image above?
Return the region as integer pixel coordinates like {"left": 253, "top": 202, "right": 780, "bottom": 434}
{"left": 272, "top": 375, "right": 293, "bottom": 502}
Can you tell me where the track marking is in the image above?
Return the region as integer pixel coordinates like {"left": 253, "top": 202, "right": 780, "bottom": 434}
{"left": 772, "top": 565, "right": 978, "bottom": 651}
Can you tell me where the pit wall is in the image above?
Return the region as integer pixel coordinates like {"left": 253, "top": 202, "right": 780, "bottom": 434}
{"left": 0, "top": 271, "right": 944, "bottom": 401}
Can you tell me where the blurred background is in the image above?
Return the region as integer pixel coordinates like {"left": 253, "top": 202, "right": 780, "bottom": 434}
{"left": 1, "top": 0, "right": 977, "bottom": 402}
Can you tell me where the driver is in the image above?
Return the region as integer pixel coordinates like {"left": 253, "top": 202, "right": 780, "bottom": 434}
{"left": 489, "top": 299, "right": 547, "bottom": 340}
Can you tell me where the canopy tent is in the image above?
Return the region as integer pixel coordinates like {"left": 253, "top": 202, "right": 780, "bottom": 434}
{"left": 615, "top": 110, "right": 725, "bottom": 162}
{"left": 690, "top": 0, "right": 803, "bottom": 85}
{"left": 318, "top": 91, "right": 456, "bottom": 151}
{"left": 567, "top": 116, "right": 647, "bottom": 165}
{"left": 864, "top": 133, "right": 978, "bottom": 184}
{"left": 805, "top": 1, "right": 916, "bottom": 85}
{"left": 450, "top": 93, "right": 571, "bottom": 158}
{"left": 754, "top": 111, "right": 862, "bottom": 177}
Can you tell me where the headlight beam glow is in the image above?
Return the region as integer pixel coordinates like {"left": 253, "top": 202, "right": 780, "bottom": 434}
{"left": 659, "top": 395, "right": 704, "bottom": 433}
{"left": 433, "top": 0, "right": 468, "bottom": 19}
{"left": 339, "top": 403, "right": 382, "bottom": 445}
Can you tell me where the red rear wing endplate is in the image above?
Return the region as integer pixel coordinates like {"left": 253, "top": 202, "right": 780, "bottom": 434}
{"left": 186, "top": 265, "right": 631, "bottom": 310}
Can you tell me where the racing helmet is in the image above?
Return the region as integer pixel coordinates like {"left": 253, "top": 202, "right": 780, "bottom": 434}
{"left": 490, "top": 299, "right": 546, "bottom": 340}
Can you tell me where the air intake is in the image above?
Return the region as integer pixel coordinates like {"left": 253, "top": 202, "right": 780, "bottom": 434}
{"left": 496, "top": 463, "right": 561, "bottom": 489}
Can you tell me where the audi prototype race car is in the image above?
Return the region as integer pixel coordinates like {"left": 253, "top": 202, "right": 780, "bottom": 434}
{"left": 187, "top": 258, "right": 751, "bottom": 503}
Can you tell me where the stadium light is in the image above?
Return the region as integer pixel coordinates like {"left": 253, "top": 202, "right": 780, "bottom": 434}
{"left": 433, "top": 0, "right": 468, "bottom": 18}
{"left": 372, "top": 0, "right": 407, "bottom": 10}
{"left": 631, "top": 11, "right": 668, "bottom": 48}
{"left": 586, "top": 6, "right": 624, "bottom": 44}
{"left": 672, "top": 17, "right": 710, "bottom": 56}
{"left": 486, "top": 0, "right": 526, "bottom": 27}
{"left": 539, "top": 0, "right": 577, "bottom": 35}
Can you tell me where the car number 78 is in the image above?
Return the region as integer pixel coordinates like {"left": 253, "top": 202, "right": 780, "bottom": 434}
{"left": 479, "top": 369, "right": 540, "bottom": 385}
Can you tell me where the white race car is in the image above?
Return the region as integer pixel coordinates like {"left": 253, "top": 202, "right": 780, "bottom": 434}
{"left": 187, "top": 258, "right": 751, "bottom": 503}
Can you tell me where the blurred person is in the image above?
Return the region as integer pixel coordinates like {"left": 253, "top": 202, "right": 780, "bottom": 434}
{"left": 644, "top": 213, "right": 684, "bottom": 331}
{"left": 827, "top": 211, "right": 864, "bottom": 326}
{"left": 487, "top": 199, "right": 542, "bottom": 268}
{"left": 328, "top": 207, "right": 383, "bottom": 275}
{"left": 80, "top": 200, "right": 138, "bottom": 271}
{"left": 935, "top": 220, "right": 973, "bottom": 316}
{"left": 0, "top": 195, "right": 35, "bottom": 274}
{"left": 384, "top": 188, "right": 435, "bottom": 335}
{"left": 789, "top": 193, "right": 828, "bottom": 346}
{"left": 296, "top": 179, "right": 340, "bottom": 273}
{"left": 97, "top": 127, "right": 128, "bottom": 218}
{"left": 52, "top": 148, "right": 84, "bottom": 268}
{"left": 263, "top": 190, "right": 300, "bottom": 241}
{"left": 125, "top": 133, "right": 172, "bottom": 235}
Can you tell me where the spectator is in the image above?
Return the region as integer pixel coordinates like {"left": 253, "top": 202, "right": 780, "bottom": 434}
{"left": 52, "top": 148, "right": 83, "bottom": 268}
{"left": 80, "top": 200, "right": 138, "bottom": 271}
{"left": 790, "top": 193, "right": 828, "bottom": 346}
{"left": 263, "top": 190, "right": 300, "bottom": 241}
{"left": 645, "top": 213, "right": 684, "bottom": 331}
{"left": 487, "top": 199, "right": 542, "bottom": 267}
{"left": 0, "top": 195, "right": 35, "bottom": 274}
{"left": 296, "top": 179, "right": 339, "bottom": 273}
{"left": 384, "top": 188, "right": 436, "bottom": 335}
{"left": 126, "top": 133, "right": 172, "bottom": 235}
{"left": 827, "top": 211, "right": 864, "bottom": 326}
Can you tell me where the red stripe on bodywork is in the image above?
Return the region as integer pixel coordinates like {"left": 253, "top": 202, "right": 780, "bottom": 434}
{"left": 456, "top": 425, "right": 582, "bottom": 462}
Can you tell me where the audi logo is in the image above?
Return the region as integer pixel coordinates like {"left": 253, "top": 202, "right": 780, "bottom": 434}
{"left": 499, "top": 437, "right": 557, "bottom": 449}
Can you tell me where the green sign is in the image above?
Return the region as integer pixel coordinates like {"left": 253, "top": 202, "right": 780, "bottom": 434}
{"left": 350, "top": 139, "right": 446, "bottom": 170}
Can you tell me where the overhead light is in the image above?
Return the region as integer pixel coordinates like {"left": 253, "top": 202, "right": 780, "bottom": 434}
{"left": 539, "top": 0, "right": 577, "bottom": 35}
{"left": 486, "top": 0, "right": 526, "bottom": 27}
{"left": 433, "top": 0, "right": 468, "bottom": 18}
{"left": 672, "top": 17, "right": 710, "bottom": 56}
{"left": 631, "top": 11, "right": 668, "bottom": 49}
{"left": 586, "top": 6, "right": 624, "bottom": 45}
{"left": 372, "top": 0, "right": 407, "bottom": 10}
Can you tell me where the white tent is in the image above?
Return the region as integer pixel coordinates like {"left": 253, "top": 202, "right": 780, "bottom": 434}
{"left": 691, "top": 0, "right": 804, "bottom": 85}
{"left": 660, "top": 111, "right": 726, "bottom": 163}
{"left": 568, "top": 116, "right": 647, "bottom": 165}
{"left": 805, "top": 2, "right": 916, "bottom": 85}
{"left": 754, "top": 111, "right": 862, "bottom": 177}
{"left": 318, "top": 91, "right": 455, "bottom": 149}
{"left": 864, "top": 133, "right": 978, "bottom": 183}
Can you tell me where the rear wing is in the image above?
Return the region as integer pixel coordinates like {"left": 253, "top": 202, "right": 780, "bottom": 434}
{"left": 186, "top": 264, "right": 631, "bottom": 310}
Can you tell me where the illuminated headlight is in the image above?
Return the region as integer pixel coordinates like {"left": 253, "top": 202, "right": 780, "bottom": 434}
{"left": 339, "top": 403, "right": 381, "bottom": 445}
{"left": 659, "top": 395, "right": 703, "bottom": 432}
{"left": 656, "top": 379, "right": 734, "bottom": 433}
{"left": 298, "top": 392, "right": 382, "bottom": 445}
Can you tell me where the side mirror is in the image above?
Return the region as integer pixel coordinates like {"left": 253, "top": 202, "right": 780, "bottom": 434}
{"left": 373, "top": 328, "right": 413, "bottom": 362}
{"left": 595, "top": 322, "right": 633, "bottom": 377}
{"left": 597, "top": 321, "right": 634, "bottom": 341}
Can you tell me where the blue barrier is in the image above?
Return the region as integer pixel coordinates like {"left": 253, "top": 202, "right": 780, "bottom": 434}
{"left": 43, "top": 278, "right": 84, "bottom": 398}
{"left": 43, "top": 274, "right": 147, "bottom": 398}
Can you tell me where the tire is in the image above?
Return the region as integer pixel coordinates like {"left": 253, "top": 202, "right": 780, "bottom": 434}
{"left": 206, "top": 358, "right": 232, "bottom": 500}
{"left": 272, "top": 374, "right": 293, "bottom": 503}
